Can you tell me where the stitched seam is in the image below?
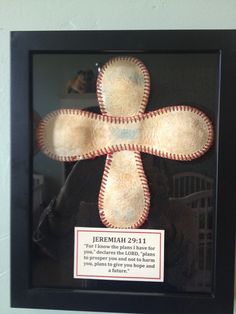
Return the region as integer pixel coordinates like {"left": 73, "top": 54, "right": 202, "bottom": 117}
{"left": 37, "top": 105, "right": 212, "bottom": 124}
{"left": 96, "top": 57, "right": 150, "bottom": 228}
{"left": 133, "top": 152, "right": 150, "bottom": 228}
{"left": 96, "top": 56, "right": 150, "bottom": 115}
{"left": 98, "top": 152, "right": 150, "bottom": 229}
{"left": 37, "top": 105, "right": 213, "bottom": 162}
{"left": 98, "top": 154, "right": 114, "bottom": 228}
{"left": 37, "top": 55, "right": 214, "bottom": 230}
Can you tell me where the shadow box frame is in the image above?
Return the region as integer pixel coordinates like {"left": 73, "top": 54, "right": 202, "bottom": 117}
{"left": 11, "top": 30, "right": 236, "bottom": 314}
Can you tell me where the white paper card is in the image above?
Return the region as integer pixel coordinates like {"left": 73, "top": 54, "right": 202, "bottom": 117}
{"left": 74, "top": 227, "right": 164, "bottom": 282}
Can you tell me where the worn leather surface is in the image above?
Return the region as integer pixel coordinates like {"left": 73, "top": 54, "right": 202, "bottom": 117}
{"left": 38, "top": 106, "right": 213, "bottom": 161}
{"left": 96, "top": 57, "right": 150, "bottom": 228}
{"left": 37, "top": 57, "right": 213, "bottom": 228}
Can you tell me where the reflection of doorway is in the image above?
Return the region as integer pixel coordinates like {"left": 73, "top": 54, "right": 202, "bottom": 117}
{"left": 170, "top": 172, "right": 213, "bottom": 291}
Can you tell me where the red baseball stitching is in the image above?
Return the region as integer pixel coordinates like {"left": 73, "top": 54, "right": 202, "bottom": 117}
{"left": 96, "top": 56, "right": 150, "bottom": 115}
{"left": 37, "top": 105, "right": 214, "bottom": 162}
{"left": 133, "top": 152, "right": 150, "bottom": 228}
{"left": 98, "top": 152, "right": 150, "bottom": 229}
{"left": 96, "top": 57, "right": 151, "bottom": 228}
{"left": 36, "top": 56, "right": 214, "bottom": 230}
{"left": 36, "top": 105, "right": 213, "bottom": 125}
{"left": 98, "top": 154, "right": 114, "bottom": 228}
{"left": 37, "top": 104, "right": 213, "bottom": 229}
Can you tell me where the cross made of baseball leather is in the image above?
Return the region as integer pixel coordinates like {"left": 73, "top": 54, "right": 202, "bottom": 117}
{"left": 37, "top": 57, "right": 214, "bottom": 229}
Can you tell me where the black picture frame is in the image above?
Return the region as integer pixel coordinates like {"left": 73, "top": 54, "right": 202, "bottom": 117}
{"left": 11, "top": 30, "right": 236, "bottom": 314}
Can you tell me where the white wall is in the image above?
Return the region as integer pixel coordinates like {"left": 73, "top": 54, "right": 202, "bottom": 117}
{"left": 1, "top": 1, "right": 236, "bottom": 313}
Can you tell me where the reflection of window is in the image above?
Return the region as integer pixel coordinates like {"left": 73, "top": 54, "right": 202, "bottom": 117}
{"left": 172, "top": 173, "right": 213, "bottom": 198}
{"left": 199, "top": 212, "right": 205, "bottom": 229}
{"left": 207, "top": 211, "right": 213, "bottom": 229}
{"left": 199, "top": 243, "right": 204, "bottom": 270}
{"left": 206, "top": 246, "right": 212, "bottom": 271}
{"left": 171, "top": 172, "right": 214, "bottom": 292}
{"left": 198, "top": 236, "right": 212, "bottom": 271}
{"left": 199, "top": 233, "right": 205, "bottom": 240}
{"left": 207, "top": 232, "right": 212, "bottom": 240}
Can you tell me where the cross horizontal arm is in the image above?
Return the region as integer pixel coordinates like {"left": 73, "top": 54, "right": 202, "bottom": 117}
{"left": 37, "top": 105, "right": 213, "bottom": 162}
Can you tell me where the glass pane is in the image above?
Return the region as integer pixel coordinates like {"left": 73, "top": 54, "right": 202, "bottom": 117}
{"left": 32, "top": 52, "right": 219, "bottom": 294}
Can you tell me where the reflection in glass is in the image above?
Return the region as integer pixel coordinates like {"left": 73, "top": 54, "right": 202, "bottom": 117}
{"left": 32, "top": 53, "right": 218, "bottom": 294}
